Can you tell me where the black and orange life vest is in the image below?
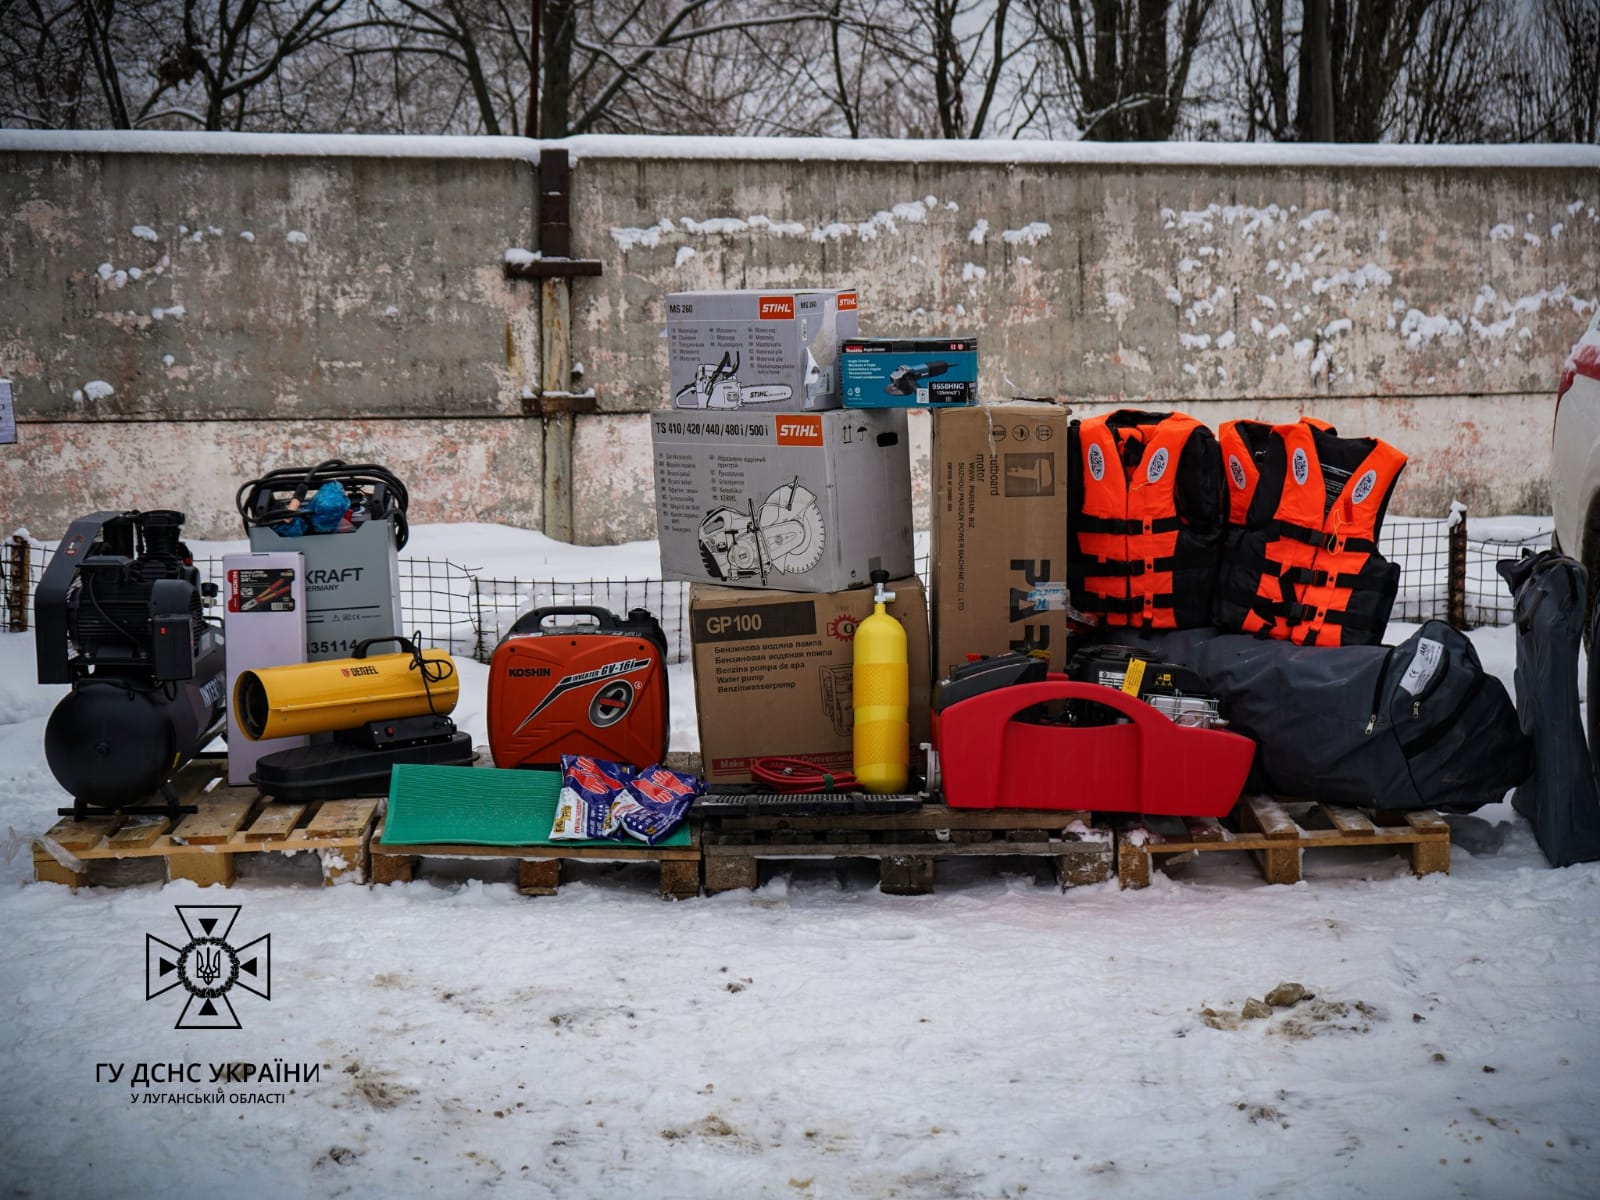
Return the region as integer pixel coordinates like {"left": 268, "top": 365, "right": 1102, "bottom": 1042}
{"left": 1219, "top": 416, "right": 1335, "bottom": 524}
{"left": 1068, "top": 410, "right": 1226, "bottom": 630}
{"left": 1215, "top": 420, "right": 1407, "bottom": 646}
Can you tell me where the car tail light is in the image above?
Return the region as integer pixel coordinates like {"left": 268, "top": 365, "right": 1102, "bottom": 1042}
{"left": 1556, "top": 341, "right": 1600, "bottom": 442}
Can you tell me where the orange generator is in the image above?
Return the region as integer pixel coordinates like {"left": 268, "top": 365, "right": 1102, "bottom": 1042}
{"left": 487, "top": 606, "right": 670, "bottom": 769}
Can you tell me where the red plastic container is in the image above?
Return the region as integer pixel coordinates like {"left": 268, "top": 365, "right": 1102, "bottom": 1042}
{"left": 935, "top": 676, "right": 1255, "bottom": 816}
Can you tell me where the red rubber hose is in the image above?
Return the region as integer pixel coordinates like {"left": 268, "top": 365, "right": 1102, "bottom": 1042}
{"left": 749, "top": 756, "right": 859, "bottom": 793}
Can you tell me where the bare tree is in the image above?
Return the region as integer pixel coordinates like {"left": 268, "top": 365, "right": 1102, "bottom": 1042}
{"left": 1029, "top": 0, "right": 1219, "bottom": 140}
{"left": 1217, "top": 0, "right": 1545, "bottom": 143}
{"left": 0, "top": 0, "right": 375, "bottom": 131}
{"left": 1394, "top": 0, "right": 1513, "bottom": 142}
{"left": 1507, "top": 0, "right": 1600, "bottom": 143}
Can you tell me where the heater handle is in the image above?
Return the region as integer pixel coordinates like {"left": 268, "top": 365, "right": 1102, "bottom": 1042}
{"left": 508, "top": 606, "right": 619, "bottom": 637}
{"left": 351, "top": 634, "right": 419, "bottom": 659}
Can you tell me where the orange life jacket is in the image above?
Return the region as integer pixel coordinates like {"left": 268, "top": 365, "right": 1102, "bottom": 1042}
{"left": 1068, "top": 410, "right": 1225, "bottom": 630}
{"left": 1215, "top": 421, "right": 1407, "bottom": 646}
{"left": 1219, "top": 416, "right": 1335, "bottom": 525}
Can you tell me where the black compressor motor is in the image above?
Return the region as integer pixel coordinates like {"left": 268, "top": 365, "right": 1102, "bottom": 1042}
{"left": 35, "top": 510, "right": 227, "bottom": 818}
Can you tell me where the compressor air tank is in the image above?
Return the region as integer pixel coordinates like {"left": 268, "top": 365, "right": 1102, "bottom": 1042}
{"left": 853, "top": 570, "right": 909, "bottom": 794}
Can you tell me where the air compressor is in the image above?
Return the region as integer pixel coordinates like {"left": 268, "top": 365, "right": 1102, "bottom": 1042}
{"left": 35, "top": 510, "right": 226, "bottom": 819}
{"left": 852, "top": 570, "right": 909, "bottom": 794}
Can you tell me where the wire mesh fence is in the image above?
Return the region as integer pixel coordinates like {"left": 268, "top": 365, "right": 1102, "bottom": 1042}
{"left": 2, "top": 512, "right": 1553, "bottom": 662}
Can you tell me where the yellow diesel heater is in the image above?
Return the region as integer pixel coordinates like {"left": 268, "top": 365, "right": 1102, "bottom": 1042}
{"left": 233, "top": 639, "right": 460, "bottom": 741}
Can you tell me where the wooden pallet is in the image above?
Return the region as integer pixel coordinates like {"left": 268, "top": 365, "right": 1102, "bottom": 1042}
{"left": 31, "top": 760, "right": 379, "bottom": 888}
{"left": 699, "top": 805, "right": 1115, "bottom": 896}
{"left": 1115, "top": 795, "right": 1452, "bottom": 889}
{"left": 369, "top": 824, "right": 702, "bottom": 900}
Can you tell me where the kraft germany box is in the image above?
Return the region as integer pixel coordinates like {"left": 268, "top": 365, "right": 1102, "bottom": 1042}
{"left": 841, "top": 336, "right": 979, "bottom": 408}
{"left": 931, "top": 403, "right": 1072, "bottom": 678}
{"left": 652, "top": 407, "right": 914, "bottom": 594}
{"left": 667, "top": 288, "right": 858, "bottom": 412}
{"left": 689, "top": 577, "right": 931, "bottom": 785}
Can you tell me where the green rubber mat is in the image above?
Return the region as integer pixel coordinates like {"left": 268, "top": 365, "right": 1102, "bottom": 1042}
{"left": 380, "top": 763, "right": 691, "bottom": 848}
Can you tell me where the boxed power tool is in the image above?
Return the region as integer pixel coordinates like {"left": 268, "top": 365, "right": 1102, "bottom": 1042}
{"left": 238, "top": 462, "right": 407, "bottom": 662}
{"left": 931, "top": 403, "right": 1076, "bottom": 678}
{"left": 667, "top": 288, "right": 858, "bottom": 412}
{"left": 689, "top": 577, "right": 930, "bottom": 784}
{"left": 841, "top": 336, "right": 978, "bottom": 408}
{"left": 651, "top": 407, "right": 914, "bottom": 593}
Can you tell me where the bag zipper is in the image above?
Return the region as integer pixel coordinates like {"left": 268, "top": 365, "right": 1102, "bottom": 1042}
{"left": 1364, "top": 646, "right": 1397, "bottom": 735}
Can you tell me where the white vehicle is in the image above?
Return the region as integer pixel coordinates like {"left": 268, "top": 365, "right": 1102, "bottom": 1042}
{"left": 1551, "top": 306, "right": 1600, "bottom": 625}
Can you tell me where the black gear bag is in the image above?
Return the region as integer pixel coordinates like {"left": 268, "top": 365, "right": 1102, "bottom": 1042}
{"left": 1497, "top": 550, "right": 1600, "bottom": 867}
{"left": 1120, "top": 620, "right": 1529, "bottom": 813}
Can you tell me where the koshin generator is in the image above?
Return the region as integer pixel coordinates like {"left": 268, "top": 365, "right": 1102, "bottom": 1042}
{"left": 488, "top": 606, "right": 669, "bottom": 769}
{"left": 35, "top": 510, "right": 227, "bottom": 819}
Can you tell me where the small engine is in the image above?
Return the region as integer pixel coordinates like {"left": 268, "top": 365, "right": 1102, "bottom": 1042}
{"left": 36, "top": 510, "right": 227, "bottom": 817}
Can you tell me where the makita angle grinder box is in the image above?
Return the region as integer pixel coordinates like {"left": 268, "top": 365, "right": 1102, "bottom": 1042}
{"left": 666, "top": 288, "right": 858, "bottom": 412}
{"left": 841, "top": 336, "right": 979, "bottom": 408}
{"left": 689, "top": 577, "right": 930, "bottom": 784}
{"left": 652, "top": 407, "right": 914, "bottom": 594}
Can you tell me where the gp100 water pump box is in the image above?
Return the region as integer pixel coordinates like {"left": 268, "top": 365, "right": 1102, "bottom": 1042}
{"left": 651, "top": 407, "right": 913, "bottom": 594}
{"left": 841, "top": 336, "right": 979, "bottom": 408}
{"left": 666, "top": 288, "right": 858, "bottom": 412}
{"left": 688, "top": 577, "right": 930, "bottom": 785}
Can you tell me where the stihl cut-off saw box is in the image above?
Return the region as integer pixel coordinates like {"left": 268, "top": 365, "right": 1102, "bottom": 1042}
{"left": 487, "top": 606, "right": 670, "bottom": 769}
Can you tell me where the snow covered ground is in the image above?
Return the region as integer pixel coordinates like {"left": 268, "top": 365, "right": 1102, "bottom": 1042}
{"left": 1, "top": 525, "right": 1597, "bottom": 1199}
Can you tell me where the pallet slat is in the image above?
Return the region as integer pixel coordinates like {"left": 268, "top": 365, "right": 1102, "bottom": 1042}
{"left": 304, "top": 799, "right": 380, "bottom": 840}
{"left": 700, "top": 804, "right": 1115, "bottom": 896}
{"left": 1321, "top": 804, "right": 1377, "bottom": 837}
{"left": 1118, "top": 797, "right": 1451, "bottom": 888}
{"left": 107, "top": 818, "right": 170, "bottom": 849}
{"left": 171, "top": 795, "right": 257, "bottom": 845}
{"left": 243, "top": 803, "right": 309, "bottom": 842}
{"left": 33, "top": 773, "right": 378, "bottom": 889}
{"left": 369, "top": 822, "right": 701, "bottom": 900}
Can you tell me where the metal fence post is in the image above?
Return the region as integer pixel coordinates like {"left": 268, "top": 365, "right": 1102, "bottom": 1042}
{"left": 7, "top": 536, "right": 28, "bottom": 632}
{"left": 471, "top": 574, "right": 489, "bottom": 664}
{"left": 1447, "top": 508, "right": 1469, "bottom": 630}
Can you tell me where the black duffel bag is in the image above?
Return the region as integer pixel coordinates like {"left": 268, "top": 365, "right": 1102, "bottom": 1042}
{"left": 1116, "top": 621, "right": 1530, "bottom": 813}
{"left": 1497, "top": 550, "right": 1600, "bottom": 866}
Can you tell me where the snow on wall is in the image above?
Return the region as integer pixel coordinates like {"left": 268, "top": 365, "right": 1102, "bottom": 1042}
{"left": 1, "top": 135, "right": 1596, "bottom": 540}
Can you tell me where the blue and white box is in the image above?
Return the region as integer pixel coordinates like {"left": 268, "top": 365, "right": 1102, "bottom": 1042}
{"left": 841, "top": 337, "right": 979, "bottom": 408}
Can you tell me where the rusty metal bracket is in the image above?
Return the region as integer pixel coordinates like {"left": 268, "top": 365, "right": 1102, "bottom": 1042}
{"left": 520, "top": 389, "right": 598, "bottom": 417}
{"left": 504, "top": 148, "right": 603, "bottom": 279}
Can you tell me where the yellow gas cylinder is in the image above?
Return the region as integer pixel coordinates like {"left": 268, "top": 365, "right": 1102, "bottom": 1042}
{"left": 853, "top": 570, "right": 909, "bottom": 794}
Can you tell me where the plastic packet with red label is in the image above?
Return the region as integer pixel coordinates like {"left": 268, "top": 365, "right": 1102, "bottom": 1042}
{"left": 612, "top": 764, "right": 702, "bottom": 845}
{"left": 549, "top": 754, "right": 635, "bottom": 841}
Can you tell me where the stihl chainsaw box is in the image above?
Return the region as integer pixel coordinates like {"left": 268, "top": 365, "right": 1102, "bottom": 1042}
{"left": 666, "top": 288, "right": 857, "bottom": 412}
{"left": 487, "top": 606, "right": 669, "bottom": 769}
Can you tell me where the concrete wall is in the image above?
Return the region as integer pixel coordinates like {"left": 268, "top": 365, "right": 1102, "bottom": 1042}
{"left": 0, "top": 137, "right": 542, "bottom": 537}
{"left": 2, "top": 134, "right": 1596, "bottom": 543}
